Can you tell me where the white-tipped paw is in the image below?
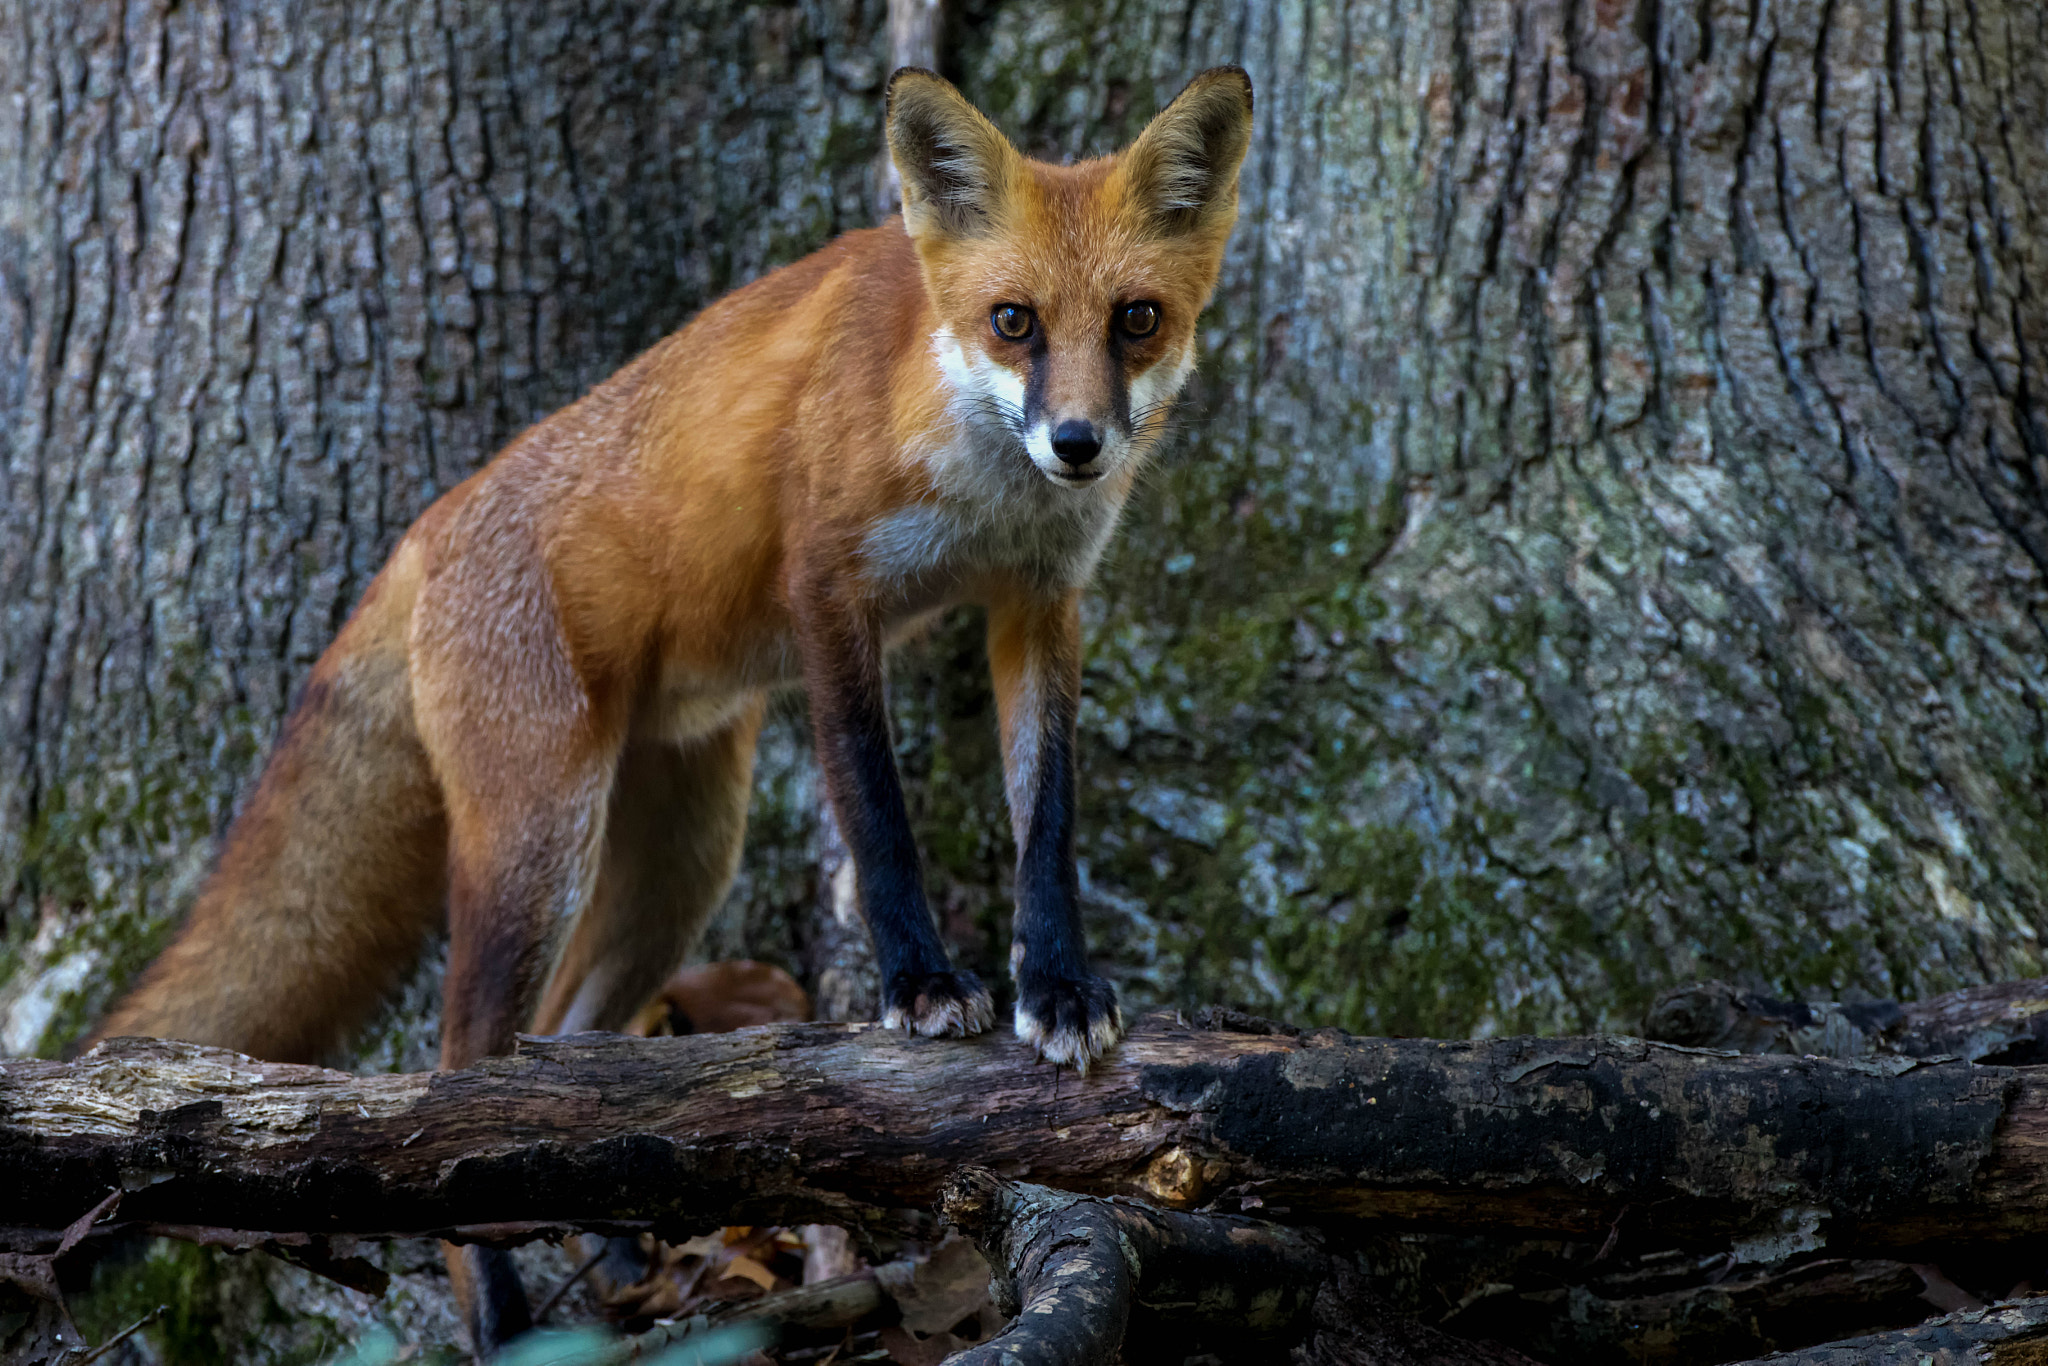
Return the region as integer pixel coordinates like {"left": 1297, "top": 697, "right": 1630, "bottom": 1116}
{"left": 880, "top": 970, "right": 996, "bottom": 1038}
{"left": 1014, "top": 974, "right": 1123, "bottom": 1073}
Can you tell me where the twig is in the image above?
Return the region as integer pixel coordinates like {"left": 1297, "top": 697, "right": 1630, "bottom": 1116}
{"left": 75, "top": 1304, "right": 166, "bottom": 1364}
{"left": 533, "top": 1243, "right": 609, "bottom": 1323}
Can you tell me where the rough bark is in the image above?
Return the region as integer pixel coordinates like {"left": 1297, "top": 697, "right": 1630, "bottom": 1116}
{"left": 805, "top": 807, "right": 883, "bottom": 1027}
{"left": 904, "top": 0, "right": 2048, "bottom": 1039}
{"left": 6, "top": 0, "right": 2045, "bottom": 1072}
{"left": 2, "top": 1018, "right": 2045, "bottom": 1263}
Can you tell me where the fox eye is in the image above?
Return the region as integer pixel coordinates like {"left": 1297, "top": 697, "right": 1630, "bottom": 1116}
{"left": 990, "top": 305, "right": 1035, "bottom": 340}
{"left": 1118, "top": 301, "right": 1161, "bottom": 337}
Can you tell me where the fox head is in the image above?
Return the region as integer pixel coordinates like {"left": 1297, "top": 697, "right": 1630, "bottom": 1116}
{"left": 887, "top": 68, "right": 1253, "bottom": 490}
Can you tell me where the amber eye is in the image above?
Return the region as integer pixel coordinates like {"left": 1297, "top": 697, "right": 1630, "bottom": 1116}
{"left": 991, "top": 305, "right": 1035, "bottom": 340}
{"left": 1118, "top": 301, "right": 1161, "bottom": 337}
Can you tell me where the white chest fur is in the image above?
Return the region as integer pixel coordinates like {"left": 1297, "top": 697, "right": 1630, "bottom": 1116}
{"left": 859, "top": 431, "right": 1128, "bottom": 606}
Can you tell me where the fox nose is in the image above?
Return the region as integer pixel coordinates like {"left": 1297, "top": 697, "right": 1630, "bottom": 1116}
{"left": 1051, "top": 420, "right": 1102, "bottom": 465}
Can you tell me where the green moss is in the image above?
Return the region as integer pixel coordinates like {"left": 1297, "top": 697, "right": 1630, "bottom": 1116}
{"left": 6, "top": 644, "right": 265, "bottom": 1056}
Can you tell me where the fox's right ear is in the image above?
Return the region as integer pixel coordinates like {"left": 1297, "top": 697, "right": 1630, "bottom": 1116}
{"left": 886, "top": 69, "right": 1019, "bottom": 240}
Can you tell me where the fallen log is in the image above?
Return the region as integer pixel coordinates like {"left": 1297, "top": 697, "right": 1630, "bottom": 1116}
{"left": 2, "top": 1014, "right": 2045, "bottom": 1268}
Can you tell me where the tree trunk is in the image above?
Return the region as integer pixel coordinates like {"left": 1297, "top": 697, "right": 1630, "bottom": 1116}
{"left": 0, "top": 0, "right": 888, "bottom": 1056}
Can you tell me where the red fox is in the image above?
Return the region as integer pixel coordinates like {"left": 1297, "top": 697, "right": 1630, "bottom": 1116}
{"left": 94, "top": 68, "right": 1253, "bottom": 1082}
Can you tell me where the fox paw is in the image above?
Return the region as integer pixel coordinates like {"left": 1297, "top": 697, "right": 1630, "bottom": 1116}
{"left": 1015, "top": 974, "right": 1123, "bottom": 1072}
{"left": 881, "top": 969, "right": 995, "bottom": 1038}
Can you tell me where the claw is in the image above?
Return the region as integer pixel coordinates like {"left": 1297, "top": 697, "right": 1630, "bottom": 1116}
{"left": 881, "top": 971, "right": 995, "bottom": 1038}
{"left": 1014, "top": 977, "right": 1124, "bottom": 1073}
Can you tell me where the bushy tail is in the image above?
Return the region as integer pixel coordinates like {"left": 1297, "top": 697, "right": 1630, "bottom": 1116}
{"left": 93, "top": 583, "right": 446, "bottom": 1064}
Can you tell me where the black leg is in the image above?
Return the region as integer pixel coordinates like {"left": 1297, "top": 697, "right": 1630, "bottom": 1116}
{"left": 989, "top": 591, "right": 1122, "bottom": 1069}
{"left": 458, "top": 1244, "right": 533, "bottom": 1360}
{"left": 797, "top": 587, "right": 993, "bottom": 1037}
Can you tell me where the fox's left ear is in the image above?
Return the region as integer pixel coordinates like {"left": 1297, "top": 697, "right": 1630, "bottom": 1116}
{"left": 1122, "top": 67, "right": 1254, "bottom": 238}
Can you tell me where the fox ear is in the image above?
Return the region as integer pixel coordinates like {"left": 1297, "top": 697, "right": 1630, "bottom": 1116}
{"left": 887, "top": 68, "right": 1019, "bottom": 240}
{"left": 1122, "top": 67, "right": 1254, "bottom": 237}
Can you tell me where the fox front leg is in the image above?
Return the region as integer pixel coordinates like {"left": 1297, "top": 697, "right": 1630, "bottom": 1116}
{"left": 988, "top": 587, "right": 1123, "bottom": 1070}
{"left": 795, "top": 574, "right": 995, "bottom": 1037}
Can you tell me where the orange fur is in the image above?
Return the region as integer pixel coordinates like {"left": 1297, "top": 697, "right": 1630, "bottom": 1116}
{"left": 93, "top": 69, "right": 1254, "bottom": 1086}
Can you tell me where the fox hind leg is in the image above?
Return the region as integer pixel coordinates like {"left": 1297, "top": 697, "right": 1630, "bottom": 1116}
{"left": 532, "top": 695, "right": 767, "bottom": 1038}
{"left": 525, "top": 697, "right": 765, "bottom": 1320}
{"left": 427, "top": 703, "right": 623, "bottom": 1359}
{"left": 411, "top": 563, "right": 631, "bottom": 1358}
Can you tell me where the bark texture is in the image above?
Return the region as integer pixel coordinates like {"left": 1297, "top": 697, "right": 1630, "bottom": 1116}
{"left": 1646, "top": 974, "right": 2048, "bottom": 1062}
{"left": 1716, "top": 1299, "right": 2048, "bottom": 1365}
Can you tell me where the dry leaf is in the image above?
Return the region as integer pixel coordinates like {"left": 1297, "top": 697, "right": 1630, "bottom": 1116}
{"left": 648, "top": 960, "right": 812, "bottom": 1034}
{"left": 723, "top": 1255, "right": 780, "bottom": 1292}
{"left": 874, "top": 1232, "right": 993, "bottom": 1336}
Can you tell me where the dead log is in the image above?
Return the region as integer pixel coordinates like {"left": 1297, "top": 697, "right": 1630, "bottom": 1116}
{"left": 1565, "top": 976, "right": 2048, "bottom": 1361}
{"left": 3, "top": 1017, "right": 2047, "bottom": 1268}
{"left": 1711, "top": 1298, "right": 2048, "bottom": 1364}
{"left": 1644, "top": 977, "right": 2048, "bottom": 1064}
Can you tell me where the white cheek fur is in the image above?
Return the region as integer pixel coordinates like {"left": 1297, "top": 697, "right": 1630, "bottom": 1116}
{"left": 1129, "top": 344, "right": 1195, "bottom": 441}
{"left": 932, "top": 326, "right": 1026, "bottom": 419}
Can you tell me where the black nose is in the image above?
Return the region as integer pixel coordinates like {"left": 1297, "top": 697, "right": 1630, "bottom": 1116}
{"left": 1051, "top": 420, "right": 1102, "bottom": 465}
